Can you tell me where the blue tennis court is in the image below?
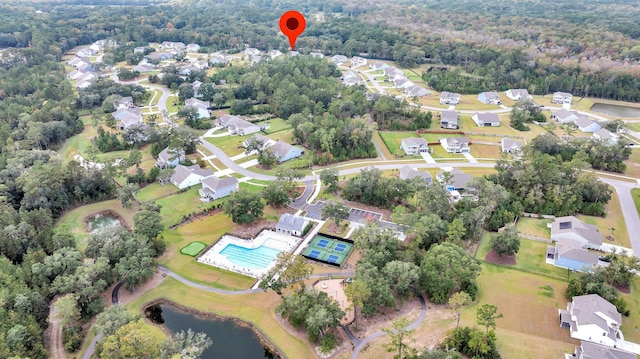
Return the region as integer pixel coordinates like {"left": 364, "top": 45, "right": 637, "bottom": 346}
{"left": 308, "top": 250, "right": 321, "bottom": 258}
{"left": 317, "top": 239, "right": 329, "bottom": 248}
{"left": 327, "top": 255, "right": 339, "bottom": 263}
{"left": 334, "top": 243, "right": 347, "bottom": 252}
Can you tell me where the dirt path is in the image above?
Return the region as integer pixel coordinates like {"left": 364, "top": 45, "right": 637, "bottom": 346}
{"left": 47, "top": 296, "right": 67, "bottom": 359}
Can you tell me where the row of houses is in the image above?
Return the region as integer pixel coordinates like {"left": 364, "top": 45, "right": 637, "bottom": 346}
{"left": 400, "top": 135, "right": 522, "bottom": 155}
{"left": 66, "top": 57, "right": 97, "bottom": 89}
{"left": 551, "top": 109, "right": 620, "bottom": 145}
{"left": 377, "top": 65, "right": 431, "bottom": 97}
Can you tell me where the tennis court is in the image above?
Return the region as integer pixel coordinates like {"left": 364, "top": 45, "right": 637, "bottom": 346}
{"left": 302, "top": 234, "right": 354, "bottom": 266}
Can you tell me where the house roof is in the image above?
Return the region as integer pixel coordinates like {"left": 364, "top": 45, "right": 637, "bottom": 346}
{"left": 246, "top": 134, "right": 271, "bottom": 147}
{"left": 554, "top": 91, "right": 573, "bottom": 98}
{"left": 117, "top": 96, "right": 132, "bottom": 106}
{"left": 331, "top": 54, "right": 347, "bottom": 62}
{"left": 577, "top": 341, "right": 636, "bottom": 359}
{"left": 218, "top": 114, "right": 258, "bottom": 131}
{"left": 202, "top": 175, "right": 239, "bottom": 191}
{"left": 507, "top": 89, "right": 530, "bottom": 98}
{"left": 552, "top": 216, "right": 602, "bottom": 247}
{"left": 394, "top": 78, "right": 413, "bottom": 87}
{"left": 479, "top": 91, "right": 500, "bottom": 101}
{"left": 407, "top": 86, "right": 429, "bottom": 97}
{"left": 399, "top": 166, "right": 432, "bottom": 181}
{"left": 594, "top": 128, "right": 617, "bottom": 140}
{"left": 276, "top": 213, "right": 307, "bottom": 232}
{"left": 445, "top": 137, "right": 470, "bottom": 145}
{"left": 171, "top": 165, "right": 214, "bottom": 185}
{"left": 441, "top": 110, "right": 458, "bottom": 123}
{"left": 474, "top": 112, "right": 500, "bottom": 125}
{"left": 552, "top": 109, "right": 580, "bottom": 122}
{"left": 437, "top": 168, "right": 473, "bottom": 189}
{"left": 309, "top": 52, "right": 324, "bottom": 58}
{"left": 402, "top": 137, "right": 428, "bottom": 148}
{"left": 158, "top": 147, "right": 184, "bottom": 163}
{"left": 192, "top": 80, "right": 203, "bottom": 90}
{"left": 501, "top": 137, "right": 523, "bottom": 151}
{"left": 185, "top": 98, "right": 210, "bottom": 109}
{"left": 383, "top": 67, "right": 403, "bottom": 77}
{"left": 575, "top": 117, "right": 596, "bottom": 129}
{"left": 371, "top": 61, "right": 388, "bottom": 70}
{"left": 556, "top": 237, "right": 598, "bottom": 265}
{"left": 270, "top": 141, "right": 297, "bottom": 159}
{"left": 440, "top": 91, "right": 461, "bottom": 100}
{"left": 571, "top": 294, "right": 622, "bottom": 332}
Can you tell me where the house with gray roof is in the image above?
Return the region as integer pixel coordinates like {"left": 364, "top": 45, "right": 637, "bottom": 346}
{"left": 112, "top": 108, "right": 143, "bottom": 130}
{"left": 501, "top": 137, "right": 523, "bottom": 154}
{"left": 156, "top": 147, "right": 185, "bottom": 169}
{"left": 309, "top": 52, "right": 324, "bottom": 58}
{"left": 243, "top": 134, "right": 274, "bottom": 151}
{"left": 133, "top": 64, "right": 155, "bottom": 73}
{"left": 199, "top": 176, "right": 239, "bottom": 202}
{"left": 440, "top": 137, "right": 470, "bottom": 153}
{"left": 342, "top": 71, "right": 361, "bottom": 86}
{"left": 436, "top": 168, "right": 473, "bottom": 190}
{"left": 383, "top": 67, "right": 405, "bottom": 81}
{"left": 270, "top": 141, "right": 304, "bottom": 163}
{"left": 185, "top": 98, "right": 210, "bottom": 119}
{"left": 593, "top": 128, "right": 620, "bottom": 146}
{"left": 216, "top": 114, "right": 263, "bottom": 136}
{"left": 369, "top": 61, "right": 389, "bottom": 71}
{"left": 575, "top": 117, "right": 601, "bottom": 133}
{"left": 331, "top": 54, "right": 347, "bottom": 66}
{"left": 399, "top": 166, "right": 432, "bottom": 185}
{"left": 551, "top": 216, "right": 602, "bottom": 250}
{"left": 558, "top": 294, "right": 623, "bottom": 348}
{"left": 276, "top": 213, "right": 309, "bottom": 236}
{"left": 116, "top": 96, "right": 133, "bottom": 109}
{"left": 439, "top": 91, "right": 461, "bottom": 105}
{"left": 568, "top": 341, "right": 636, "bottom": 359}
{"left": 472, "top": 112, "right": 500, "bottom": 127}
{"left": 553, "top": 91, "right": 573, "bottom": 105}
{"left": 505, "top": 88, "right": 532, "bottom": 101}
{"left": 552, "top": 109, "right": 583, "bottom": 124}
{"left": 440, "top": 110, "right": 459, "bottom": 129}
{"left": 400, "top": 137, "right": 428, "bottom": 155}
{"left": 406, "top": 86, "right": 430, "bottom": 97}
{"left": 169, "top": 165, "right": 215, "bottom": 190}
{"left": 394, "top": 77, "right": 414, "bottom": 89}
{"left": 477, "top": 91, "right": 501, "bottom": 104}
{"left": 547, "top": 237, "right": 598, "bottom": 273}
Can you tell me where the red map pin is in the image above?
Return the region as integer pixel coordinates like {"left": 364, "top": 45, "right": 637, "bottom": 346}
{"left": 279, "top": 10, "right": 306, "bottom": 51}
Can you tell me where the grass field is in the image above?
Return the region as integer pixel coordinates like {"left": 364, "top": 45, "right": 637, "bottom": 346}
{"left": 624, "top": 149, "right": 640, "bottom": 178}
{"left": 136, "top": 183, "right": 178, "bottom": 202}
{"left": 470, "top": 144, "right": 501, "bottom": 159}
{"left": 260, "top": 118, "right": 290, "bottom": 133}
{"left": 431, "top": 145, "right": 465, "bottom": 159}
{"left": 180, "top": 241, "right": 207, "bottom": 256}
{"left": 155, "top": 186, "right": 221, "bottom": 227}
{"left": 266, "top": 128, "right": 295, "bottom": 143}
{"left": 577, "top": 186, "right": 631, "bottom": 248}
{"left": 159, "top": 213, "right": 255, "bottom": 290}
{"left": 371, "top": 131, "right": 394, "bottom": 159}
{"left": 56, "top": 199, "right": 138, "bottom": 252}
{"left": 633, "top": 189, "right": 640, "bottom": 216}
{"left": 124, "top": 277, "right": 315, "bottom": 359}
{"left": 516, "top": 217, "right": 552, "bottom": 238}
{"left": 378, "top": 131, "right": 416, "bottom": 154}
{"left": 205, "top": 134, "right": 251, "bottom": 157}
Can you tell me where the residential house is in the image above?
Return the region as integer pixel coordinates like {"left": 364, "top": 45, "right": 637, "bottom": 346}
{"left": 115, "top": 96, "right": 133, "bottom": 109}
{"left": 477, "top": 91, "right": 501, "bottom": 104}
{"left": 145, "top": 52, "right": 172, "bottom": 62}
{"left": 268, "top": 49, "right": 283, "bottom": 59}
{"left": 270, "top": 141, "right": 304, "bottom": 163}
{"left": 67, "top": 70, "right": 86, "bottom": 80}
{"left": 156, "top": 147, "right": 185, "bottom": 169}
{"left": 169, "top": 165, "right": 215, "bottom": 190}
{"left": 160, "top": 41, "right": 186, "bottom": 51}
{"left": 209, "top": 54, "right": 231, "bottom": 65}
{"left": 178, "top": 65, "right": 200, "bottom": 76}
{"left": 216, "top": 114, "right": 263, "bottom": 136}
{"left": 552, "top": 109, "right": 583, "bottom": 124}
{"left": 472, "top": 112, "right": 500, "bottom": 127}
{"left": 505, "top": 89, "right": 532, "bottom": 101}
{"left": 244, "top": 48, "right": 261, "bottom": 57}
{"left": 76, "top": 47, "right": 95, "bottom": 58}
{"left": 567, "top": 341, "right": 636, "bottom": 359}
{"left": 288, "top": 51, "right": 300, "bottom": 57}
{"left": 399, "top": 166, "right": 432, "bottom": 185}
{"left": 331, "top": 55, "right": 347, "bottom": 65}
{"left": 400, "top": 137, "right": 428, "bottom": 155}
{"left": 547, "top": 237, "right": 598, "bottom": 272}
{"left": 593, "top": 128, "right": 620, "bottom": 146}
{"left": 76, "top": 78, "right": 93, "bottom": 89}
{"left": 192, "top": 81, "right": 203, "bottom": 98}
{"left": 383, "top": 67, "right": 405, "bottom": 81}
{"left": 440, "top": 91, "right": 461, "bottom": 105}
{"left": 351, "top": 56, "right": 367, "bottom": 67}
{"left": 67, "top": 57, "right": 89, "bottom": 67}
{"left": 275, "top": 213, "right": 308, "bottom": 236}
{"left": 133, "top": 46, "right": 147, "bottom": 54}
{"left": 575, "top": 117, "right": 601, "bottom": 133}
{"left": 553, "top": 92, "right": 573, "bottom": 105}
{"left": 112, "top": 108, "right": 143, "bottom": 130}
{"left": 194, "top": 59, "right": 209, "bottom": 70}
{"left": 440, "top": 110, "right": 459, "bottom": 129}
{"left": 309, "top": 52, "right": 324, "bottom": 58}
{"left": 369, "top": 61, "right": 389, "bottom": 71}
{"left": 436, "top": 168, "right": 473, "bottom": 190}
{"left": 77, "top": 62, "right": 93, "bottom": 73}
{"left": 199, "top": 176, "right": 239, "bottom": 202}
{"left": 550, "top": 216, "right": 603, "bottom": 250}
{"left": 185, "top": 98, "right": 210, "bottom": 119}
{"left": 406, "top": 86, "right": 430, "bottom": 97}
{"left": 185, "top": 43, "right": 200, "bottom": 52}
{"left": 394, "top": 77, "right": 414, "bottom": 89}
{"left": 133, "top": 64, "right": 155, "bottom": 73}
{"left": 501, "top": 137, "right": 523, "bottom": 154}
{"left": 250, "top": 55, "right": 263, "bottom": 65}
{"left": 558, "top": 294, "right": 623, "bottom": 347}
{"left": 242, "top": 134, "right": 274, "bottom": 151}
{"left": 440, "top": 137, "right": 470, "bottom": 153}
{"left": 342, "top": 71, "right": 361, "bottom": 86}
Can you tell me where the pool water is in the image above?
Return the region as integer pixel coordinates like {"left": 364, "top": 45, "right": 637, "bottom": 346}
{"left": 220, "top": 243, "right": 281, "bottom": 269}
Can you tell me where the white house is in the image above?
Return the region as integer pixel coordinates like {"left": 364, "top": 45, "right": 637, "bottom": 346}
{"left": 342, "top": 71, "right": 361, "bottom": 86}
{"left": 440, "top": 137, "right": 470, "bottom": 153}
{"left": 112, "top": 108, "right": 143, "bottom": 130}
{"left": 275, "top": 213, "right": 308, "bottom": 236}
{"left": 440, "top": 91, "right": 461, "bottom": 105}
{"left": 550, "top": 216, "right": 602, "bottom": 250}
{"left": 406, "top": 86, "right": 430, "bottom": 97}
{"left": 477, "top": 91, "right": 501, "bottom": 104}
{"left": 574, "top": 117, "right": 601, "bottom": 133}
{"left": 309, "top": 52, "right": 324, "bottom": 58}
{"left": 440, "top": 110, "right": 459, "bottom": 129}
{"left": 592, "top": 128, "right": 620, "bottom": 146}
{"left": 567, "top": 341, "right": 636, "bottom": 359}
{"left": 505, "top": 89, "right": 532, "bottom": 101}
{"left": 331, "top": 55, "right": 347, "bottom": 66}
{"left": 400, "top": 137, "right": 428, "bottom": 155}
{"left": 383, "top": 67, "right": 405, "bottom": 81}
{"left": 268, "top": 49, "right": 283, "bottom": 59}
{"left": 471, "top": 112, "right": 500, "bottom": 127}
{"left": 186, "top": 43, "right": 200, "bottom": 52}
{"left": 501, "top": 138, "right": 523, "bottom": 154}
{"left": 394, "top": 77, "right": 414, "bottom": 89}
{"left": 350, "top": 56, "right": 367, "bottom": 68}
{"left": 558, "top": 294, "right": 623, "bottom": 348}
{"left": 169, "top": 165, "right": 215, "bottom": 190}
{"left": 369, "top": 61, "right": 389, "bottom": 71}
{"left": 243, "top": 134, "right": 274, "bottom": 151}
{"left": 553, "top": 92, "right": 573, "bottom": 105}
{"left": 184, "top": 98, "right": 210, "bottom": 119}
{"left": 199, "top": 176, "right": 239, "bottom": 202}
{"left": 551, "top": 109, "right": 583, "bottom": 124}
{"left": 216, "top": 114, "right": 264, "bottom": 136}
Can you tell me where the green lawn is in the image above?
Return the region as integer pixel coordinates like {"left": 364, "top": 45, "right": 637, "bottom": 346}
{"left": 260, "top": 118, "right": 290, "bottom": 134}
{"left": 516, "top": 217, "right": 552, "bottom": 238}
{"left": 430, "top": 145, "right": 465, "bottom": 159}
{"left": 205, "top": 134, "right": 251, "bottom": 157}
{"left": 420, "top": 132, "right": 460, "bottom": 142}
{"left": 180, "top": 241, "right": 207, "bottom": 257}
{"left": 633, "top": 188, "right": 640, "bottom": 216}
{"left": 266, "top": 128, "right": 295, "bottom": 143}
{"left": 154, "top": 186, "right": 222, "bottom": 227}
{"left": 577, "top": 186, "right": 630, "bottom": 248}
{"left": 378, "top": 131, "right": 415, "bottom": 154}
{"left": 239, "top": 182, "right": 264, "bottom": 193}
{"left": 136, "top": 182, "right": 178, "bottom": 203}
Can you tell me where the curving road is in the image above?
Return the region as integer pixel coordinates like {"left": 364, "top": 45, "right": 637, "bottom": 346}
{"left": 599, "top": 178, "right": 640, "bottom": 255}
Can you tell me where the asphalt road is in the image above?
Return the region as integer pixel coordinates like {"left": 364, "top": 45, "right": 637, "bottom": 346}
{"left": 599, "top": 178, "right": 640, "bottom": 256}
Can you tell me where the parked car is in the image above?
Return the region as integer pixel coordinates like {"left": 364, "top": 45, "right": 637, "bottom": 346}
{"left": 598, "top": 255, "right": 611, "bottom": 262}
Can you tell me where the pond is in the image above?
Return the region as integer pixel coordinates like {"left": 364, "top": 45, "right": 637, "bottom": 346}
{"left": 590, "top": 103, "right": 640, "bottom": 118}
{"left": 145, "top": 304, "right": 279, "bottom": 359}
{"left": 86, "top": 212, "right": 122, "bottom": 232}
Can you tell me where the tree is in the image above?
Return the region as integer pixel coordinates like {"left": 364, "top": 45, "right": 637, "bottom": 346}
{"left": 344, "top": 280, "right": 371, "bottom": 330}
{"left": 94, "top": 306, "right": 139, "bottom": 337}
{"left": 257, "top": 147, "right": 278, "bottom": 168}
{"left": 382, "top": 317, "right": 416, "bottom": 359}
{"left": 55, "top": 294, "right": 80, "bottom": 334}
{"left": 259, "top": 253, "right": 313, "bottom": 294}
{"left": 605, "top": 249, "right": 640, "bottom": 287}
{"left": 446, "top": 219, "right": 466, "bottom": 245}
{"left": 420, "top": 242, "right": 481, "bottom": 304}
{"left": 476, "top": 304, "right": 503, "bottom": 334}
{"left": 276, "top": 167, "right": 304, "bottom": 183}
{"left": 321, "top": 201, "right": 350, "bottom": 226}
{"left": 134, "top": 209, "right": 163, "bottom": 240}
{"left": 127, "top": 149, "right": 142, "bottom": 168}
{"left": 277, "top": 287, "right": 344, "bottom": 342}
{"left": 160, "top": 329, "right": 212, "bottom": 359}
{"left": 448, "top": 291, "right": 472, "bottom": 329}
{"left": 158, "top": 168, "right": 174, "bottom": 185}
{"left": 100, "top": 321, "right": 161, "bottom": 359}
{"left": 320, "top": 167, "right": 340, "bottom": 193}
{"left": 490, "top": 226, "right": 521, "bottom": 257}
{"left": 224, "top": 191, "right": 264, "bottom": 224}
{"left": 262, "top": 180, "right": 291, "bottom": 208}
{"left": 117, "top": 183, "right": 139, "bottom": 208}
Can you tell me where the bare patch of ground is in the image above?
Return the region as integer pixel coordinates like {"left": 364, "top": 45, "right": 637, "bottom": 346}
{"left": 485, "top": 249, "right": 517, "bottom": 265}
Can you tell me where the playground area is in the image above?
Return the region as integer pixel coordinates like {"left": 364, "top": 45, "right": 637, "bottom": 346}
{"left": 313, "top": 279, "right": 354, "bottom": 325}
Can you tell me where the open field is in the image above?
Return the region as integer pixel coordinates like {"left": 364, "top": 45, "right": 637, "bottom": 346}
{"left": 266, "top": 128, "right": 295, "bottom": 143}
{"left": 378, "top": 131, "right": 413, "bottom": 154}
{"left": 371, "top": 130, "right": 393, "bottom": 159}
{"left": 155, "top": 186, "right": 221, "bottom": 227}
{"left": 470, "top": 144, "right": 501, "bottom": 159}
{"left": 136, "top": 183, "right": 178, "bottom": 202}
{"left": 454, "top": 96, "right": 501, "bottom": 111}
{"left": 624, "top": 149, "right": 640, "bottom": 178}
{"left": 430, "top": 145, "right": 465, "bottom": 159}
{"left": 56, "top": 199, "right": 138, "bottom": 252}
{"left": 124, "top": 277, "right": 315, "bottom": 358}
{"left": 260, "top": 118, "right": 290, "bottom": 133}
{"left": 516, "top": 217, "right": 552, "bottom": 238}
{"left": 205, "top": 134, "right": 251, "bottom": 157}
{"left": 159, "top": 212, "right": 255, "bottom": 290}
{"left": 577, "top": 186, "right": 631, "bottom": 248}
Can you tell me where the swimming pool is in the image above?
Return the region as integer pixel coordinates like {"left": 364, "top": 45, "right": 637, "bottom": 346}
{"left": 220, "top": 242, "right": 281, "bottom": 270}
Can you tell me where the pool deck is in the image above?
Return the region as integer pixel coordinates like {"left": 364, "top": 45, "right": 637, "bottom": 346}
{"left": 314, "top": 279, "right": 354, "bottom": 325}
{"left": 197, "top": 230, "right": 301, "bottom": 278}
